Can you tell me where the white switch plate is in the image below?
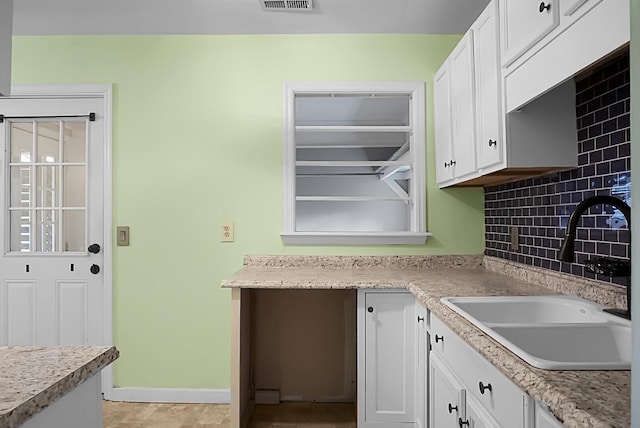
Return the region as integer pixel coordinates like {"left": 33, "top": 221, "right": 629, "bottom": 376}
{"left": 221, "top": 221, "right": 234, "bottom": 242}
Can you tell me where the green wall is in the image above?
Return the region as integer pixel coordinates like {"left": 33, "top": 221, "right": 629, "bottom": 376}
{"left": 11, "top": 35, "right": 484, "bottom": 389}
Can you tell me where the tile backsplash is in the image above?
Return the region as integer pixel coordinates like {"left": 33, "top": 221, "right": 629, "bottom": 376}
{"left": 485, "top": 52, "right": 631, "bottom": 286}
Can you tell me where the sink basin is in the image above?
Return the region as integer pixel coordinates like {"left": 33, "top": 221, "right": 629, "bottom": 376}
{"left": 441, "top": 295, "right": 608, "bottom": 324}
{"left": 441, "top": 295, "right": 631, "bottom": 370}
{"left": 491, "top": 324, "right": 631, "bottom": 370}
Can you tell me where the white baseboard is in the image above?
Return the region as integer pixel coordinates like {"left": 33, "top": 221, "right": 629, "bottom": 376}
{"left": 108, "top": 387, "right": 231, "bottom": 404}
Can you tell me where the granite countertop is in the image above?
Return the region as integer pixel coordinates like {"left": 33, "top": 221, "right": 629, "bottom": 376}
{"left": 0, "top": 346, "right": 119, "bottom": 428}
{"left": 223, "top": 255, "right": 630, "bottom": 428}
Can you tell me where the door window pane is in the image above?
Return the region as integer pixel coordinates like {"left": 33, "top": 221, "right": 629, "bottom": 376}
{"left": 36, "top": 122, "right": 60, "bottom": 163}
{"left": 63, "top": 122, "right": 86, "bottom": 163}
{"left": 36, "top": 165, "right": 59, "bottom": 208}
{"left": 6, "top": 119, "right": 89, "bottom": 254}
{"left": 10, "top": 210, "right": 31, "bottom": 252}
{"left": 10, "top": 166, "right": 32, "bottom": 208}
{"left": 10, "top": 123, "right": 32, "bottom": 163}
{"left": 63, "top": 211, "right": 85, "bottom": 252}
{"left": 37, "top": 210, "right": 57, "bottom": 252}
{"left": 63, "top": 166, "right": 85, "bottom": 207}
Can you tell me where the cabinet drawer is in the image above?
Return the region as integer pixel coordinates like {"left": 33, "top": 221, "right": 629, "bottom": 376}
{"left": 500, "top": 0, "right": 560, "bottom": 66}
{"left": 430, "top": 315, "right": 528, "bottom": 428}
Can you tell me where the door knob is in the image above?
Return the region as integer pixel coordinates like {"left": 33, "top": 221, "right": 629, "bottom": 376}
{"left": 367, "top": 307, "right": 374, "bottom": 313}
{"left": 90, "top": 264, "right": 100, "bottom": 274}
{"left": 88, "top": 243, "right": 101, "bottom": 254}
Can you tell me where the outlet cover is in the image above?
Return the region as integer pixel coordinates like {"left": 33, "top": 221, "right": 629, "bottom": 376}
{"left": 221, "top": 221, "right": 234, "bottom": 242}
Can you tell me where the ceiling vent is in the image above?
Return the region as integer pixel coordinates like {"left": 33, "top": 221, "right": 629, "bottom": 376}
{"left": 261, "top": 0, "right": 313, "bottom": 11}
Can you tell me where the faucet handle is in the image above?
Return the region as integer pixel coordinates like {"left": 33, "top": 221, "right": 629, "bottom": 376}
{"left": 585, "top": 257, "right": 631, "bottom": 277}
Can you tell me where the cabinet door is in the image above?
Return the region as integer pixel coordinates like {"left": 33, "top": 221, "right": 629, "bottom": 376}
{"left": 429, "top": 353, "right": 463, "bottom": 428}
{"left": 561, "top": 0, "right": 604, "bottom": 19}
{"left": 466, "top": 394, "right": 501, "bottom": 428}
{"left": 473, "top": 1, "right": 503, "bottom": 170}
{"left": 433, "top": 63, "right": 454, "bottom": 185}
{"left": 500, "top": 0, "right": 559, "bottom": 66}
{"left": 362, "top": 291, "right": 415, "bottom": 425}
{"left": 534, "top": 402, "right": 563, "bottom": 428}
{"left": 415, "top": 302, "right": 427, "bottom": 428}
{"left": 449, "top": 32, "right": 477, "bottom": 179}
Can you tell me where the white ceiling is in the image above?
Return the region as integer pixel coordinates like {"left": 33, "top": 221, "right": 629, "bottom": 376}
{"left": 12, "top": 0, "right": 491, "bottom": 36}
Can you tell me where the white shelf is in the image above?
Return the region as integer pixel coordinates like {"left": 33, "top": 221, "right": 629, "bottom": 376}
{"left": 296, "top": 196, "right": 410, "bottom": 202}
{"left": 296, "top": 161, "right": 410, "bottom": 168}
{"left": 295, "top": 126, "right": 411, "bottom": 132}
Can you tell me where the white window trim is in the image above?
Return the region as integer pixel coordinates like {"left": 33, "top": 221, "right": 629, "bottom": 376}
{"left": 281, "top": 80, "right": 430, "bottom": 245}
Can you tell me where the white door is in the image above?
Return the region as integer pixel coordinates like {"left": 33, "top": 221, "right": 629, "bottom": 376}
{"left": 466, "top": 394, "right": 501, "bottom": 428}
{"left": 449, "top": 31, "right": 477, "bottom": 180}
{"left": 433, "top": 63, "right": 454, "bottom": 185}
{"left": 473, "top": 1, "right": 503, "bottom": 170}
{"left": 429, "top": 353, "right": 464, "bottom": 428}
{"left": 0, "top": 96, "right": 106, "bottom": 346}
{"left": 415, "top": 302, "right": 427, "bottom": 428}
{"left": 363, "top": 291, "right": 415, "bottom": 426}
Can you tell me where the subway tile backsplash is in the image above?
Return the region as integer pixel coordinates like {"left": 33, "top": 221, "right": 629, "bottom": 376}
{"left": 485, "top": 53, "right": 631, "bottom": 286}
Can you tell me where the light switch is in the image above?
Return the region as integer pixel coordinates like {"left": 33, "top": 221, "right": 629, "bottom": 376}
{"left": 117, "top": 226, "right": 130, "bottom": 246}
{"left": 221, "top": 221, "right": 234, "bottom": 242}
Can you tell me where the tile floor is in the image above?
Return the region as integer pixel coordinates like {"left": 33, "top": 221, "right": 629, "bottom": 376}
{"left": 102, "top": 401, "right": 356, "bottom": 428}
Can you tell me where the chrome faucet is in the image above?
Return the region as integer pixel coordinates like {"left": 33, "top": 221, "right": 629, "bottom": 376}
{"left": 558, "top": 195, "right": 631, "bottom": 320}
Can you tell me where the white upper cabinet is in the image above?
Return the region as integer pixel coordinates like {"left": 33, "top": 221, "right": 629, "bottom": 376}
{"left": 473, "top": 1, "right": 503, "bottom": 171}
{"left": 433, "top": 32, "right": 477, "bottom": 187}
{"left": 433, "top": 64, "right": 453, "bottom": 184}
{"left": 434, "top": 0, "right": 627, "bottom": 187}
{"left": 448, "top": 33, "right": 477, "bottom": 181}
{"left": 560, "top": 0, "right": 604, "bottom": 18}
{"left": 282, "top": 81, "right": 429, "bottom": 245}
{"left": 500, "top": 0, "right": 559, "bottom": 67}
{"left": 0, "top": 0, "right": 13, "bottom": 96}
{"left": 503, "top": 0, "right": 629, "bottom": 112}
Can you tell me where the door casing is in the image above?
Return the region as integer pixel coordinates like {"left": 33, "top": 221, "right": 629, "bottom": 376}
{"left": 7, "top": 83, "right": 114, "bottom": 397}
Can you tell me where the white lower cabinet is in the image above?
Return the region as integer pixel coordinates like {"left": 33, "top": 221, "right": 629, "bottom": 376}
{"left": 534, "top": 402, "right": 564, "bottom": 428}
{"left": 358, "top": 295, "right": 566, "bottom": 428}
{"left": 414, "top": 301, "right": 428, "bottom": 428}
{"left": 357, "top": 289, "right": 416, "bottom": 427}
{"left": 429, "top": 313, "right": 532, "bottom": 428}
{"left": 429, "top": 352, "right": 464, "bottom": 427}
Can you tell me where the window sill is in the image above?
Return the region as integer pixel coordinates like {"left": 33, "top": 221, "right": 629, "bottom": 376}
{"left": 280, "top": 232, "right": 432, "bottom": 246}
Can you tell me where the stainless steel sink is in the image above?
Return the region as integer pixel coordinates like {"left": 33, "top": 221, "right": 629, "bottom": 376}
{"left": 441, "top": 295, "right": 631, "bottom": 370}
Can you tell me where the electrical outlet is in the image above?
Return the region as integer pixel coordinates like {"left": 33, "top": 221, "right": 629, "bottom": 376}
{"left": 510, "top": 225, "right": 519, "bottom": 251}
{"left": 221, "top": 221, "right": 234, "bottom": 242}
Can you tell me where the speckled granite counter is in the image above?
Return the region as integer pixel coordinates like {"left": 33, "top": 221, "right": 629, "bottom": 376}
{"left": 223, "top": 255, "right": 630, "bottom": 428}
{"left": 0, "top": 346, "right": 119, "bottom": 428}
